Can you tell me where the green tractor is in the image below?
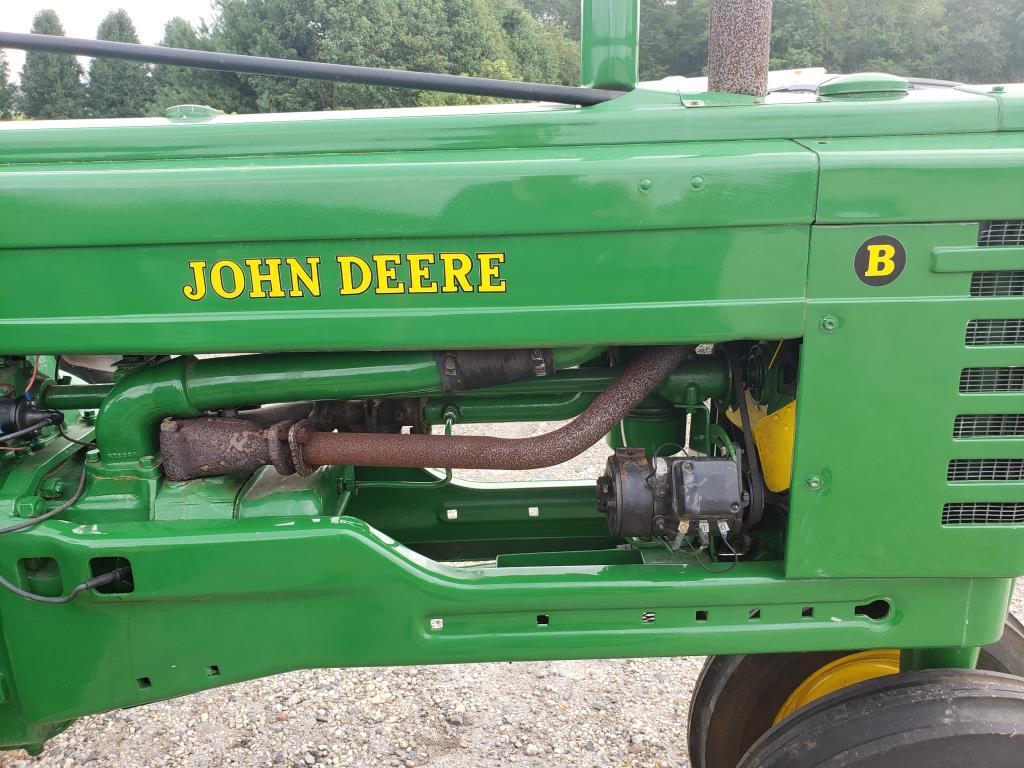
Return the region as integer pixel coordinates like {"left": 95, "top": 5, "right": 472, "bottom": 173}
{"left": 1, "top": 2, "right": 1023, "bottom": 765}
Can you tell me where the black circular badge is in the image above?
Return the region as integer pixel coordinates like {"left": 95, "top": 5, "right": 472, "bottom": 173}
{"left": 854, "top": 235, "right": 906, "bottom": 286}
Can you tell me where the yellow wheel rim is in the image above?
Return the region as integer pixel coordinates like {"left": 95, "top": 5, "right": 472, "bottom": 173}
{"left": 773, "top": 650, "right": 900, "bottom": 724}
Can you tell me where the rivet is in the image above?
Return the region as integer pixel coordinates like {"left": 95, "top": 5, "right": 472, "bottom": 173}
{"left": 805, "top": 475, "right": 823, "bottom": 492}
{"left": 819, "top": 315, "right": 839, "bottom": 333}
{"left": 690, "top": 175, "right": 704, "bottom": 190}
{"left": 638, "top": 178, "right": 653, "bottom": 191}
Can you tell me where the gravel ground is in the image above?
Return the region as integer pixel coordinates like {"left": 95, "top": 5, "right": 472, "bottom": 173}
{"left": 2, "top": 422, "right": 1021, "bottom": 768}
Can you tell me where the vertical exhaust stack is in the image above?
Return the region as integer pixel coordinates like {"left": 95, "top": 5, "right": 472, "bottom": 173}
{"left": 707, "top": 0, "right": 773, "bottom": 96}
{"left": 580, "top": 0, "right": 640, "bottom": 92}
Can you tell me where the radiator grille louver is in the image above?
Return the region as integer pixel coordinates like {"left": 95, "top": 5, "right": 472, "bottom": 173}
{"left": 942, "top": 502, "right": 1024, "bottom": 525}
{"left": 971, "top": 271, "right": 1024, "bottom": 297}
{"left": 965, "top": 319, "right": 1024, "bottom": 346}
{"left": 946, "top": 232, "right": 1024, "bottom": 527}
{"left": 960, "top": 367, "right": 1024, "bottom": 393}
{"left": 953, "top": 414, "right": 1024, "bottom": 439}
{"left": 947, "top": 459, "right": 1024, "bottom": 482}
{"left": 979, "top": 220, "right": 1024, "bottom": 246}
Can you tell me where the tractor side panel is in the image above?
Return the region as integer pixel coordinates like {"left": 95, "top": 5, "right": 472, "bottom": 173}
{"left": 788, "top": 220, "right": 1024, "bottom": 578}
{"left": 0, "top": 140, "right": 815, "bottom": 354}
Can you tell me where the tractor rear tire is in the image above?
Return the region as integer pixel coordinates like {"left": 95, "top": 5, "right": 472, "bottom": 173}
{"left": 688, "top": 614, "right": 1024, "bottom": 768}
{"left": 735, "top": 669, "right": 1024, "bottom": 768}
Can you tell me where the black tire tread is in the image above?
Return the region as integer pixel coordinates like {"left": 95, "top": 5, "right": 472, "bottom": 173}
{"left": 735, "top": 669, "right": 1024, "bottom": 768}
{"left": 688, "top": 614, "right": 1024, "bottom": 768}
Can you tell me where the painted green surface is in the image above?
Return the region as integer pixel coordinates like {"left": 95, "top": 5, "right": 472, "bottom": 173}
{"left": 581, "top": 0, "right": 639, "bottom": 91}
{"left": 1, "top": 226, "right": 811, "bottom": 355}
{"left": 1, "top": 39, "right": 1023, "bottom": 753}
{"left": 0, "top": 86, "right": 1002, "bottom": 167}
{"left": 788, "top": 223, "right": 1024, "bottom": 578}
{"left": 0, "top": 510, "right": 1011, "bottom": 734}
{"left": 818, "top": 73, "right": 909, "bottom": 97}
{"left": 797, "top": 133, "right": 1024, "bottom": 223}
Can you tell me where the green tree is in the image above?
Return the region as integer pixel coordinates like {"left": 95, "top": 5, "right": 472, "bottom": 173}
{"left": 926, "top": 0, "right": 1020, "bottom": 82}
{"left": 19, "top": 9, "right": 87, "bottom": 119}
{"left": 150, "top": 17, "right": 256, "bottom": 115}
{"left": 88, "top": 10, "right": 154, "bottom": 117}
{"left": 168, "top": 0, "right": 579, "bottom": 113}
{"left": 521, "top": 0, "right": 580, "bottom": 39}
{"left": 0, "top": 50, "right": 18, "bottom": 118}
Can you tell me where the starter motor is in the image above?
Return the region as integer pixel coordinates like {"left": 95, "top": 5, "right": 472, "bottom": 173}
{"left": 596, "top": 447, "right": 745, "bottom": 540}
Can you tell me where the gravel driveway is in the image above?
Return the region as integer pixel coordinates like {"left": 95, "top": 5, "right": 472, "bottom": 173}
{"left": 3, "top": 422, "right": 1021, "bottom": 768}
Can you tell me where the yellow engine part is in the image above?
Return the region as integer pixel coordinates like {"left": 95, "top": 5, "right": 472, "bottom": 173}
{"left": 753, "top": 400, "right": 796, "bottom": 492}
{"left": 726, "top": 397, "right": 796, "bottom": 492}
{"left": 773, "top": 650, "right": 901, "bottom": 724}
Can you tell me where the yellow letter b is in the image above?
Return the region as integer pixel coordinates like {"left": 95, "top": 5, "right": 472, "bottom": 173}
{"left": 864, "top": 244, "right": 896, "bottom": 277}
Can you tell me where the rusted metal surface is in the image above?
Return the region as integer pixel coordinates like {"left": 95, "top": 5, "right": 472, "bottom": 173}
{"left": 707, "top": 0, "right": 773, "bottom": 97}
{"left": 300, "top": 346, "right": 690, "bottom": 471}
{"left": 160, "top": 347, "right": 689, "bottom": 479}
{"left": 435, "top": 349, "right": 554, "bottom": 391}
{"left": 160, "top": 416, "right": 273, "bottom": 481}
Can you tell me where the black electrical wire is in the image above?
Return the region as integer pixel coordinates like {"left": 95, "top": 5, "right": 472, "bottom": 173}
{"left": 0, "top": 464, "right": 122, "bottom": 603}
{"left": 0, "top": 566, "right": 129, "bottom": 605}
{"left": 729, "top": 350, "right": 766, "bottom": 532}
{"left": 57, "top": 424, "right": 95, "bottom": 447}
{"left": 0, "top": 464, "right": 87, "bottom": 535}
{"left": 0, "top": 418, "right": 55, "bottom": 445}
{"left": 687, "top": 538, "right": 738, "bottom": 574}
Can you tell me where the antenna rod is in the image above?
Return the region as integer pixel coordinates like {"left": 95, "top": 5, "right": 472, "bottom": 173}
{"left": 0, "top": 32, "right": 622, "bottom": 107}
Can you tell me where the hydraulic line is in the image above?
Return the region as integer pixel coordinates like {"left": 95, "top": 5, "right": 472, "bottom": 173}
{"left": 0, "top": 32, "right": 622, "bottom": 107}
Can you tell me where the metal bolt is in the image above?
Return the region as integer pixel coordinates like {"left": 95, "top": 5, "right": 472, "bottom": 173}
{"left": 85, "top": 448, "right": 101, "bottom": 464}
{"left": 819, "top": 315, "right": 839, "bottom": 333}
{"left": 805, "top": 475, "right": 823, "bottom": 492}
{"left": 638, "top": 178, "right": 653, "bottom": 191}
{"left": 682, "top": 461, "right": 694, "bottom": 471}
{"left": 138, "top": 455, "right": 156, "bottom": 469}
{"left": 39, "top": 477, "right": 64, "bottom": 500}
{"left": 39, "top": 479, "right": 65, "bottom": 501}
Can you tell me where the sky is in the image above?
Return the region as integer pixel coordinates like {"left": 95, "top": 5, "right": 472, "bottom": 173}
{"left": 3, "top": 0, "right": 216, "bottom": 81}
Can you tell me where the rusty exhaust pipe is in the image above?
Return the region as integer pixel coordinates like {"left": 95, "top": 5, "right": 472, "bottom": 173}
{"left": 299, "top": 346, "right": 690, "bottom": 471}
{"left": 160, "top": 346, "right": 690, "bottom": 479}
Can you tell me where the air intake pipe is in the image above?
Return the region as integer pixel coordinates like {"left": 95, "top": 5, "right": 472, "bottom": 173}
{"left": 95, "top": 347, "right": 601, "bottom": 466}
{"left": 159, "top": 346, "right": 689, "bottom": 480}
